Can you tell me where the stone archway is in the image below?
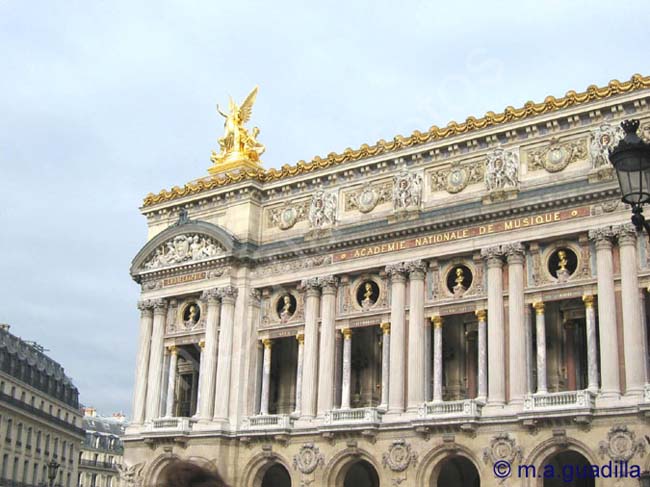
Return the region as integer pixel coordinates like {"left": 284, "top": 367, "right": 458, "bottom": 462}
{"left": 433, "top": 455, "right": 480, "bottom": 487}
{"left": 542, "top": 450, "right": 594, "bottom": 487}
{"left": 342, "top": 460, "right": 379, "bottom": 487}
{"left": 261, "top": 463, "right": 291, "bottom": 487}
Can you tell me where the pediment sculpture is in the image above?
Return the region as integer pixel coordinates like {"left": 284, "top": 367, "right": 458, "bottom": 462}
{"left": 142, "top": 234, "right": 225, "bottom": 270}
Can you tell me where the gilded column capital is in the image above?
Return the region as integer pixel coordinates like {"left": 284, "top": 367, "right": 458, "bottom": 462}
{"left": 385, "top": 263, "right": 409, "bottom": 282}
{"left": 320, "top": 275, "right": 339, "bottom": 295}
{"left": 431, "top": 315, "right": 443, "bottom": 328}
{"left": 407, "top": 260, "right": 427, "bottom": 280}
{"left": 137, "top": 300, "right": 154, "bottom": 315}
{"left": 262, "top": 338, "right": 273, "bottom": 349}
{"left": 480, "top": 246, "right": 504, "bottom": 268}
{"left": 582, "top": 294, "right": 595, "bottom": 309}
{"left": 198, "top": 340, "right": 205, "bottom": 349}
{"left": 613, "top": 223, "right": 638, "bottom": 246}
{"left": 299, "top": 277, "right": 322, "bottom": 297}
{"left": 220, "top": 285, "right": 238, "bottom": 304}
{"left": 588, "top": 227, "right": 614, "bottom": 249}
{"left": 533, "top": 301, "right": 545, "bottom": 314}
{"left": 475, "top": 309, "right": 487, "bottom": 321}
{"left": 503, "top": 242, "right": 525, "bottom": 264}
{"left": 296, "top": 333, "right": 305, "bottom": 345}
{"left": 341, "top": 328, "right": 352, "bottom": 340}
{"left": 201, "top": 288, "right": 222, "bottom": 304}
{"left": 380, "top": 322, "right": 391, "bottom": 334}
{"left": 167, "top": 345, "right": 177, "bottom": 355}
{"left": 152, "top": 298, "right": 168, "bottom": 315}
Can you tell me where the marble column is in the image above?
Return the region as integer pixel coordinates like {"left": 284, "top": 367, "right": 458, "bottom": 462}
{"left": 386, "top": 263, "right": 408, "bottom": 413}
{"left": 475, "top": 309, "right": 487, "bottom": 402}
{"left": 525, "top": 304, "right": 534, "bottom": 395}
{"left": 317, "top": 276, "right": 338, "bottom": 415}
{"left": 565, "top": 321, "right": 577, "bottom": 391}
{"left": 481, "top": 246, "right": 506, "bottom": 406}
{"left": 164, "top": 346, "right": 178, "bottom": 417}
{"left": 407, "top": 260, "right": 427, "bottom": 410}
{"left": 505, "top": 243, "right": 526, "bottom": 405}
{"left": 132, "top": 300, "right": 153, "bottom": 425}
{"left": 588, "top": 227, "right": 621, "bottom": 398}
{"left": 213, "top": 286, "right": 238, "bottom": 421}
{"left": 194, "top": 340, "right": 205, "bottom": 415}
{"left": 615, "top": 224, "right": 646, "bottom": 396}
{"left": 145, "top": 299, "right": 167, "bottom": 421}
{"left": 432, "top": 316, "right": 443, "bottom": 403}
{"left": 260, "top": 339, "right": 272, "bottom": 415}
{"left": 197, "top": 289, "right": 221, "bottom": 420}
{"left": 340, "top": 328, "right": 352, "bottom": 409}
{"left": 300, "top": 278, "right": 321, "bottom": 418}
{"left": 293, "top": 333, "right": 304, "bottom": 416}
{"left": 466, "top": 332, "right": 477, "bottom": 399}
{"left": 379, "top": 322, "right": 390, "bottom": 409}
{"left": 533, "top": 302, "right": 547, "bottom": 394}
{"left": 582, "top": 295, "right": 600, "bottom": 392}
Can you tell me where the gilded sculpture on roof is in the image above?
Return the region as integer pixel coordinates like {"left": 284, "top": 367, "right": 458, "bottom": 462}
{"left": 209, "top": 86, "right": 265, "bottom": 174}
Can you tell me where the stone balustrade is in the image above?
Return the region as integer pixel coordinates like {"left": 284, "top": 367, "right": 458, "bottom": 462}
{"left": 418, "top": 399, "right": 484, "bottom": 419}
{"left": 324, "top": 407, "right": 382, "bottom": 424}
{"left": 240, "top": 414, "right": 293, "bottom": 430}
{"left": 523, "top": 390, "right": 596, "bottom": 411}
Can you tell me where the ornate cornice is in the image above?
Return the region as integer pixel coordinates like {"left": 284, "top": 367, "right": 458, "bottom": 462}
{"left": 142, "top": 74, "right": 650, "bottom": 207}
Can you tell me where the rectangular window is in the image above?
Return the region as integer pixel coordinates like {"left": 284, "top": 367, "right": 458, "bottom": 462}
{"left": 36, "top": 431, "right": 42, "bottom": 451}
{"left": 22, "top": 460, "right": 28, "bottom": 483}
{"left": 45, "top": 434, "right": 50, "bottom": 455}
{"left": 54, "top": 437, "right": 59, "bottom": 458}
{"left": 5, "top": 418, "right": 12, "bottom": 443}
{"left": 15, "top": 423, "right": 22, "bottom": 447}
{"left": 32, "top": 463, "right": 39, "bottom": 484}
{"left": 1, "top": 454, "right": 8, "bottom": 478}
{"left": 91, "top": 473, "right": 97, "bottom": 487}
{"left": 26, "top": 427, "right": 32, "bottom": 449}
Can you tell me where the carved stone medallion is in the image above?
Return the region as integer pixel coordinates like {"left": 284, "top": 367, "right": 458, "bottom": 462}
{"left": 431, "top": 160, "right": 484, "bottom": 194}
{"left": 527, "top": 138, "right": 587, "bottom": 173}
{"left": 483, "top": 433, "right": 522, "bottom": 465}
{"left": 268, "top": 200, "right": 309, "bottom": 230}
{"left": 346, "top": 182, "right": 391, "bottom": 213}
{"left": 293, "top": 443, "right": 324, "bottom": 474}
{"left": 598, "top": 425, "right": 646, "bottom": 462}
{"left": 382, "top": 439, "right": 418, "bottom": 472}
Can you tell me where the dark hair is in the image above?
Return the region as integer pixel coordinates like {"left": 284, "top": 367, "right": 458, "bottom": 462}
{"left": 160, "top": 460, "right": 230, "bottom": 487}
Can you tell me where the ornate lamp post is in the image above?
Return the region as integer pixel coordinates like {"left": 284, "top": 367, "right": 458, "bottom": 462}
{"left": 639, "top": 470, "right": 650, "bottom": 487}
{"left": 608, "top": 120, "right": 650, "bottom": 234}
{"left": 47, "top": 459, "right": 60, "bottom": 487}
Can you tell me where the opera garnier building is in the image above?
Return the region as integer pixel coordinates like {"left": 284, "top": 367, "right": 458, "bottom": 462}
{"left": 123, "top": 77, "right": 650, "bottom": 487}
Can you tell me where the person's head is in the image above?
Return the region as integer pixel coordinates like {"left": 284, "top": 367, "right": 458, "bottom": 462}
{"left": 160, "top": 460, "right": 229, "bottom": 487}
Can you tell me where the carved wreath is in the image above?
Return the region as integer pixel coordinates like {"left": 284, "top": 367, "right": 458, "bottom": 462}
{"left": 293, "top": 444, "right": 324, "bottom": 474}
{"left": 483, "top": 433, "right": 522, "bottom": 466}
{"left": 598, "top": 425, "right": 647, "bottom": 462}
{"left": 382, "top": 440, "right": 418, "bottom": 472}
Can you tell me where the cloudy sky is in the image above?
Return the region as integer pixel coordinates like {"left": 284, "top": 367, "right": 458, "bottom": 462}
{"left": 1, "top": 0, "right": 649, "bottom": 416}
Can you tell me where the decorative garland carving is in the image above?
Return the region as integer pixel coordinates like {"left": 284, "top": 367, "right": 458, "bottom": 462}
{"left": 598, "top": 425, "right": 646, "bottom": 462}
{"left": 382, "top": 439, "right": 418, "bottom": 472}
{"left": 345, "top": 181, "right": 392, "bottom": 213}
{"left": 143, "top": 75, "right": 650, "bottom": 207}
{"left": 483, "top": 433, "right": 522, "bottom": 466}
{"left": 431, "top": 159, "right": 483, "bottom": 194}
{"left": 526, "top": 138, "right": 587, "bottom": 173}
{"left": 293, "top": 443, "right": 324, "bottom": 474}
{"left": 267, "top": 200, "right": 310, "bottom": 230}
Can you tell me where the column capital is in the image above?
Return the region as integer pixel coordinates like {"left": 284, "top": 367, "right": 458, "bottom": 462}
{"left": 299, "top": 277, "right": 322, "bottom": 297}
{"left": 613, "top": 223, "right": 638, "bottom": 246}
{"left": 249, "top": 288, "right": 262, "bottom": 305}
{"left": 480, "top": 246, "right": 504, "bottom": 268}
{"left": 407, "top": 260, "right": 427, "bottom": 280}
{"left": 380, "top": 322, "right": 391, "bottom": 334}
{"left": 475, "top": 309, "right": 487, "bottom": 321}
{"left": 220, "top": 285, "right": 238, "bottom": 303}
{"left": 385, "top": 263, "right": 409, "bottom": 282}
{"left": 137, "top": 300, "right": 154, "bottom": 315}
{"left": 533, "top": 301, "right": 545, "bottom": 314}
{"left": 296, "top": 333, "right": 304, "bottom": 345}
{"left": 582, "top": 294, "right": 595, "bottom": 308}
{"left": 503, "top": 242, "right": 525, "bottom": 264}
{"left": 152, "top": 298, "right": 168, "bottom": 315}
{"left": 320, "top": 276, "right": 339, "bottom": 295}
{"left": 588, "top": 226, "right": 614, "bottom": 249}
{"left": 167, "top": 345, "right": 177, "bottom": 355}
{"left": 201, "top": 288, "right": 222, "bottom": 304}
{"left": 431, "top": 315, "right": 443, "bottom": 328}
{"left": 341, "top": 328, "right": 352, "bottom": 340}
{"left": 262, "top": 338, "right": 273, "bottom": 349}
{"left": 198, "top": 340, "right": 205, "bottom": 349}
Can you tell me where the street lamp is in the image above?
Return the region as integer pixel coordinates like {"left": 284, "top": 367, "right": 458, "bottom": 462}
{"left": 47, "top": 459, "right": 60, "bottom": 487}
{"left": 608, "top": 119, "right": 650, "bottom": 234}
{"left": 639, "top": 470, "right": 650, "bottom": 487}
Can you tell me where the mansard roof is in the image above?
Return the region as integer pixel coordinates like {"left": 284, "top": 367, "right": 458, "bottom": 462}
{"left": 141, "top": 73, "right": 650, "bottom": 208}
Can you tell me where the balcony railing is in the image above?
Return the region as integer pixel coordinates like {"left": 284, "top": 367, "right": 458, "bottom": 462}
{"left": 418, "top": 399, "right": 484, "bottom": 419}
{"left": 79, "top": 459, "right": 118, "bottom": 470}
{"left": 324, "top": 407, "right": 382, "bottom": 424}
{"left": 149, "top": 417, "right": 196, "bottom": 434}
{"left": 523, "top": 390, "right": 596, "bottom": 411}
{"left": 241, "top": 414, "right": 293, "bottom": 430}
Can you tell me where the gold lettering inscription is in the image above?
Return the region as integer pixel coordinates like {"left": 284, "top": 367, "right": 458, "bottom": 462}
{"left": 162, "top": 272, "right": 207, "bottom": 287}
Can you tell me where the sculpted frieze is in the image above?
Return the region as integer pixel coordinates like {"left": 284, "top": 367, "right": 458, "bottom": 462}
{"left": 309, "top": 190, "right": 338, "bottom": 229}
{"left": 142, "top": 234, "right": 224, "bottom": 270}
{"left": 252, "top": 255, "right": 332, "bottom": 277}
{"left": 393, "top": 168, "right": 422, "bottom": 211}
{"left": 267, "top": 199, "right": 310, "bottom": 230}
{"left": 526, "top": 137, "right": 588, "bottom": 173}
{"left": 431, "top": 159, "right": 484, "bottom": 194}
{"left": 345, "top": 181, "right": 391, "bottom": 213}
{"left": 485, "top": 146, "right": 519, "bottom": 192}
{"left": 599, "top": 425, "right": 646, "bottom": 462}
{"left": 590, "top": 123, "right": 624, "bottom": 169}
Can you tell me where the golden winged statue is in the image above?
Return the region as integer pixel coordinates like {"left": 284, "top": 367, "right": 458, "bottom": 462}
{"left": 209, "top": 86, "right": 265, "bottom": 174}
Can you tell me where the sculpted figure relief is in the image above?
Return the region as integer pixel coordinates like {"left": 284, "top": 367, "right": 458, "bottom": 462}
{"left": 485, "top": 147, "right": 519, "bottom": 191}
{"left": 143, "top": 234, "right": 224, "bottom": 270}
{"left": 309, "top": 190, "right": 337, "bottom": 229}
{"left": 392, "top": 169, "right": 422, "bottom": 211}
{"left": 590, "top": 123, "right": 624, "bottom": 168}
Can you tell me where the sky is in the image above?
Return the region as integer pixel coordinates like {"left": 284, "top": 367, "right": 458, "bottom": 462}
{"left": 1, "top": 0, "right": 649, "bottom": 416}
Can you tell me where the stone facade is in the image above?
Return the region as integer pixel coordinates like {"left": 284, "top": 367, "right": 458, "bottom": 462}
{"left": 79, "top": 409, "right": 126, "bottom": 487}
{"left": 124, "top": 76, "right": 650, "bottom": 487}
{"left": 0, "top": 324, "right": 83, "bottom": 487}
